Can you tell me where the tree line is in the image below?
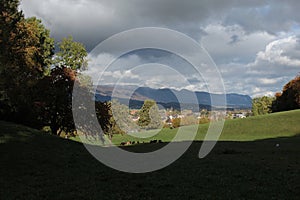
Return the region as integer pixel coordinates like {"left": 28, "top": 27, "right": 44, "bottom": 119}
{"left": 0, "top": 0, "right": 117, "bottom": 139}
{"left": 252, "top": 75, "right": 300, "bottom": 115}
{"left": 0, "top": 0, "right": 171, "bottom": 140}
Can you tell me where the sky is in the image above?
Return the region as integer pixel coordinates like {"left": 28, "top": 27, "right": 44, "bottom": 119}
{"left": 20, "top": 0, "right": 300, "bottom": 97}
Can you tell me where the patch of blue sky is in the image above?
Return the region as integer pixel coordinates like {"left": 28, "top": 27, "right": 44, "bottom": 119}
{"left": 255, "top": 5, "right": 271, "bottom": 16}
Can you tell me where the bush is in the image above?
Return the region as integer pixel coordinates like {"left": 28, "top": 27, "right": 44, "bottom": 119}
{"left": 172, "top": 118, "right": 181, "bottom": 128}
{"left": 199, "top": 117, "right": 210, "bottom": 124}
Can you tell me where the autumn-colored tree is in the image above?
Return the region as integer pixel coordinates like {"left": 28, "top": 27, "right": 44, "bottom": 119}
{"left": 0, "top": 0, "right": 23, "bottom": 72}
{"left": 272, "top": 75, "right": 300, "bottom": 112}
{"left": 0, "top": 1, "right": 114, "bottom": 142}
{"left": 0, "top": 0, "right": 54, "bottom": 125}
{"left": 38, "top": 35, "right": 89, "bottom": 135}
{"left": 171, "top": 118, "right": 181, "bottom": 128}
{"left": 199, "top": 117, "right": 210, "bottom": 124}
{"left": 34, "top": 66, "right": 77, "bottom": 135}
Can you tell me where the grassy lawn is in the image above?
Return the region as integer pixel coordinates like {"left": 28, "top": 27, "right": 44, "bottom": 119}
{"left": 72, "top": 109, "right": 300, "bottom": 145}
{"left": 1, "top": 110, "right": 300, "bottom": 199}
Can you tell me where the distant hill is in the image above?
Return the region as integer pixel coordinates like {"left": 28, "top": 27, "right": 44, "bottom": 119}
{"left": 94, "top": 85, "right": 252, "bottom": 110}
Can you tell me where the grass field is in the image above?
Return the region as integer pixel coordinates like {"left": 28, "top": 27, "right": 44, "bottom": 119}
{"left": 1, "top": 110, "right": 300, "bottom": 199}
{"left": 72, "top": 109, "right": 300, "bottom": 145}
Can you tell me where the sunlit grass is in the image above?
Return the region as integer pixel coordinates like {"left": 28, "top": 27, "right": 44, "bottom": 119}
{"left": 71, "top": 109, "right": 300, "bottom": 145}
{"left": 1, "top": 112, "right": 300, "bottom": 199}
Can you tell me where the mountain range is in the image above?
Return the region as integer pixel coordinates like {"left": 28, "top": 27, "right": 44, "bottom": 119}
{"left": 94, "top": 85, "right": 252, "bottom": 111}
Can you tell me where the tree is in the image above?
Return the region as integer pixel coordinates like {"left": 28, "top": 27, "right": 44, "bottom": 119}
{"left": 70, "top": 84, "right": 112, "bottom": 141}
{"left": 110, "top": 99, "right": 139, "bottom": 134}
{"left": 252, "top": 96, "right": 274, "bottom": 116}
{"left": 0, "top": 0, "right": 24, "bottom": 72}
{"left": 55, "top": 36, "right": 88, "bottom": 70}
{"left": 35, "top": 66, "right": 77, "bottom": 135}
{"left": 272, "top": 75, "right": 300, "bottom": 112}
{"left": 0, "top": 0, "right": 54, "bottom": 125}
{"left": 31, "top": 33, "right": 90, "bottom": 136}
{"left": 138, "top": 100, "right": 162, "bottom": 130}
{"left": 171, "top": 118, "right": 181, "bottom": 128}
{"left": 24, "top": 17, "right": 55, "bottom": 72}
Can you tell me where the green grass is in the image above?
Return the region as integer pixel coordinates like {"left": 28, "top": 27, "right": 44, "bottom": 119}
{"left": 72, "top": 109, "right": 300, "bottom": 145}
{"left": 1, "top": 110, "right": 300, "bottom": 199}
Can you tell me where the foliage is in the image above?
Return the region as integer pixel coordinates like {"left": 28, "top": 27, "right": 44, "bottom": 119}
{"left": 70, "top": 85, "right": 113, "bottom": 140}
{"left": 0, "top": 0, "right": 24, "bottom": 72}
{"left": 199, "top": 116, "right": 210, "bottom": 124}
{"left": 172, "top": 118, "right": 181, "bottom": 128}
{"left": 252, "top": 96, "right": 274, "bottom": 116}
{"left": 110, "top": 100, "right": 139, "bottom": 134}
{"left": 35, "top": 66, "right": 108, "bottom": 139}
{"left": 0, "top": 1, "right": 118, "bottom": 142}
{"left": 23, "top": 17, "right": 55, "bottom": 71}
{"left": 138, "top": 100, "right": 162, "bottom": 130}
{"left": 34, "top": 34, "right": 89, "bottom": 134}
{"left": 55, "top": 36, "right": 88, "bottom": 70}
{"left": 180, "top": 115, "right": 199, "bottom": 126}
{"left": 34, "top": 66, "right": 77, "bottom": 135}
{"left": 272, "top": 75, "right": 300, "bottom": 112}
{"left": 0, "top": 0, "right": 54, "bottom": 126}
{"left": 95, "top": 101, "right": 116, "bottom": 140}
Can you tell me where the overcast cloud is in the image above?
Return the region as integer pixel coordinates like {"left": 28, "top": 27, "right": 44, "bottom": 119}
{"left": 20, "top": 0, "right": 300, "bottom": 97}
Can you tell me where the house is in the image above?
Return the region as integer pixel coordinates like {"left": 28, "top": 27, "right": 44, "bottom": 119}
{"left": 233, "top": 113, "right": 246, "bottom": 119}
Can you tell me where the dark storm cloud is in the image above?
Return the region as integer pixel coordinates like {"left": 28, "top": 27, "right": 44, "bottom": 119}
{"left": 228, "top": 35, "right": 240, "bottom": 45}
{"left": 21, "top": 0, "right": 275, "bottom": 50}
{"left": 20, "top": 0, "right": 300, "bottom": 96}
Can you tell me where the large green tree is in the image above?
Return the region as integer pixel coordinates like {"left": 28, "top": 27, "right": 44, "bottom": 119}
{"left": 138, "top": 100, "right": 162, "bottom": 130}
{"left": 73, "top": 92, "right": 119, "bottom": 141}
{"left": 40, "top": 35, "right": 90, "bottom": 135}
{"left": 35, "top": 35, "right": 90, "bottom": 135}
{"left": 55, "top": 36, "right": 88, "bottom": 70}
{"left": 252, "top": 96, "right": 274, "bottom": 116}
{"left": 110, "top": 99, "right": 139, "bottom": 134}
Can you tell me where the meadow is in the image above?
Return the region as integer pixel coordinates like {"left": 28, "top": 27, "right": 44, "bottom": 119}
{"left": 72, "top": 109, "right": 300, "bottom": 145}
{"left": 1, "top": 110, "right": 300, "bottom": 199}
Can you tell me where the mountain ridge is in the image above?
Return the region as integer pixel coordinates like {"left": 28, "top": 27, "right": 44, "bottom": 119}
{"left": 94, "top": 85, "right": 252, "bottom": 110}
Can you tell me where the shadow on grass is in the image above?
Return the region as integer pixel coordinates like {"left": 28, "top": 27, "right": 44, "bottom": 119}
{"left": 1, "top": 120, "right": 300, "bottom": 199}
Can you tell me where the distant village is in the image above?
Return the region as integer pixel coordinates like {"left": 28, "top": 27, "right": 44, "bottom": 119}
{"left": 129, "top": 108, "right": 251, "bottom": 128}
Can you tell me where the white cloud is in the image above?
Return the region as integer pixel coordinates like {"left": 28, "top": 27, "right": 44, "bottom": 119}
{"left": 255, "top": 36, "right": 300, "bottom": 66}
{"left": 258, "top": 78, "right": 279, "bottom": 85}
{"left": 201, "top": 24, "right": 276, "bottom": 64}
{"left": 85, "top": 53, "right": 143, "bottom": 83}
{"left": 84, "top": 32, "right": 300, "bottom": 97}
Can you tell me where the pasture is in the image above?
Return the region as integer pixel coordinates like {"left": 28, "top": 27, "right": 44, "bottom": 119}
{"left": 1, "top": 110, "right": 300, "bottom": 199}
{"left": 72, "top": 109, "right": 300, "bottom": 145}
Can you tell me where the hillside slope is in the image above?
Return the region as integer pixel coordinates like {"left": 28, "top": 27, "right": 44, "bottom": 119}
{"left": 1, "top": 111, "right": 300, "bottom": 199}
{"left": 110, "top": 109, "right": 300, "bottom": 144}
